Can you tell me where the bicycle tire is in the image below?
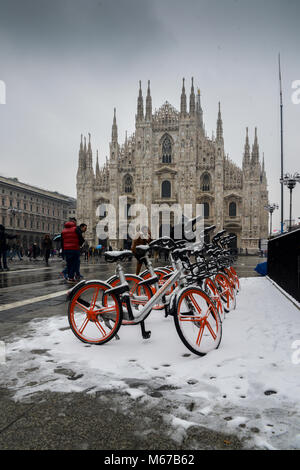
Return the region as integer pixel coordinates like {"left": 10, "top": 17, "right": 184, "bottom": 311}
{"left": 68, "top": 280, "right": 122, "bottom": 345}
{"left": 174, "top": 286, "right": 222, "bottom": 356}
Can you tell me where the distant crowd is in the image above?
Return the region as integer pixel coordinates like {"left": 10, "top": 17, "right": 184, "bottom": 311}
{"left": 0, "top": 220, "right": 95, "bottom": 274}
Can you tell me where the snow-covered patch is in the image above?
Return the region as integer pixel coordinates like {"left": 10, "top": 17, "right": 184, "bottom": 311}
{"left": 0, "top": 277, "right": 300, "bottom": 450}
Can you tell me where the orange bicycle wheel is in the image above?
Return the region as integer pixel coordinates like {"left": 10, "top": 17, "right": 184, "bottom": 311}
{"left": 174, "top": 286, "right": 222, "bottom": 356}
{"left": 68, "top": 281, "right": 122, "bottom": 345}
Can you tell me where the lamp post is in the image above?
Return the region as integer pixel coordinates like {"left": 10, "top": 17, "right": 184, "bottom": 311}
{"left": 280, "top": 173, "right": 300, "bottom": 231}
{"left": 7, "top": 207, "right": 22, "bottom": 229}
{"left": 264, "top": 203, "right": 279, "bottom": 237}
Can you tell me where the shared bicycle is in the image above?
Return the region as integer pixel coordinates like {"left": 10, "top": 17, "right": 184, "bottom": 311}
{"left": 66, "top": 225, "right": 240, "bottom": 357}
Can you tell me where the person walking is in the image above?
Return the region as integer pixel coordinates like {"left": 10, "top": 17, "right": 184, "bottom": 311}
{"left": 32, "top": 243, "right": 38, "bottom": 260}
{"left": 42, "top": 234, "right": 53, "bottom": 267}
{"left": 61, "top": 220, "right": 86, "bottom": 283}
{"left": 75, "top": 223, "right": 87, "bottom": 279}
{"left": 0, "top": 225, "right": 17, "bottom": 271}
{"left": 131, "top": 225, "right": 151, "bottom": 275}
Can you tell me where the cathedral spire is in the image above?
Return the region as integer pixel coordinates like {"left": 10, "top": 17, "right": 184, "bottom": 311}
{"left": 251, "top": 127, "right": 259, "bottom": 165}
{"left": 216, "top": 102, "right": 223, "bottom": 143}
{"left": 112, "top": 108, "right": 118, "bottom": 142}
{"left": 86, "top": 132, "right": 93, "bottom": 171}
{"left": 96, "top": 150, "right": 100, "bottom": 179}
{"left": 180, "top": 78, "right": 187, "bottom": 117}
{"left": 137, "top": 80, "right": 144, "bottom": 121}
{"left": 196, "top": 88, "right": 203, "bottom": 129}
{"left": 145, "top": 80, "right": 152, "bottom": 121}
{"left": 189, "top": 77, "right": 195, "bottom": 116}
{"left": 78, "top": 134, "right": 85, "bottom": 170}
{"left": 261, "top": 152, "right": 267, "bottom": 184}
{"left": 243, "top": 127, "right": 251, "bottom": 168}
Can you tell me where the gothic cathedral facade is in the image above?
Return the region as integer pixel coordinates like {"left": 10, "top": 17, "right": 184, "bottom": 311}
{"left": 76, "top": 79, "right": 269, "bottom": 253}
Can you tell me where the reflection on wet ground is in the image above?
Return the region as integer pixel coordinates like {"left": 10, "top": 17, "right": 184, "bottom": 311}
{"left": 0, "top": 256, "right": 262, "bottom": 291}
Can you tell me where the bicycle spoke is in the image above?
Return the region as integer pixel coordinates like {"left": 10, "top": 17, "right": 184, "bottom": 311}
{"left": 90, "top": 287, "right": 100, "bottom": 309}
{"left": 78, "top": 316, "right": 90, "bottom": 334}
{"left": 196, "top": 322, "right": 205, "bottom": 346}
{"left": 205, "top": 319, "right": 217, "bottom": 340}
{"left": 94, "top": 319, "right": 107, "bottom": 337}
{"left": 75, "top": 300, "right": 90, "bottom": 314}
{"left": 188, "top": 294, "right": 202, "bottom": 315}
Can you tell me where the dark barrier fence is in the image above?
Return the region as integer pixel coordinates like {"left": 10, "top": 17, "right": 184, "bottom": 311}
{"left": 268, "top": 228, "right": 300, "bottom": 302}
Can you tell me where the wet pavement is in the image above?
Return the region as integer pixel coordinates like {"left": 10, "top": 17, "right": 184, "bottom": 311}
{"left": 0, "top": 255, "right": 262, "bottom": 450}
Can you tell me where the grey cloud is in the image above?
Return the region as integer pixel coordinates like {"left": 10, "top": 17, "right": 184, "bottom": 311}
{"left": 0, "top": 0, "right": 173, "bottom": 58}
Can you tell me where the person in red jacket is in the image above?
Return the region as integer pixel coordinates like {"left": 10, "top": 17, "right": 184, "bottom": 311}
{"left": 61, "top": 220, "right": 85, "bottom": 282}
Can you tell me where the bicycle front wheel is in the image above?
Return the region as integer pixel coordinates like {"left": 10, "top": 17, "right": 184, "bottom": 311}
{"left": 174, "top": 286, "right": 222, "bottom": 356}
{"left": 68, "top": 281, "right": 122, "bottom": 345}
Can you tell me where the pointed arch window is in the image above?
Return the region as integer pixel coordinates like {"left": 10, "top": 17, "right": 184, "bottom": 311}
{"left": 203, "top": 202, "right": 210, "bottom": 219}
{"left": 162, "top": 135, "right": 172, "bottom": 163}
{"left": 201, "top": 173, "right": 211, "bottom": 192}
{"left": 161, "top": 180, "right": 171, "bottom": 198}
{"left": 229, "top": 202, "right": 237, "bottom": 217}
{"left": 124, "top": 175, "right": 133, "bottom": 194}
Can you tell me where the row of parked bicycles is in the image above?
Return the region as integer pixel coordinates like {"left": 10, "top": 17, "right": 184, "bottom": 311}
{"left": 66, "top": 222, "right": 240, "bottom": 357}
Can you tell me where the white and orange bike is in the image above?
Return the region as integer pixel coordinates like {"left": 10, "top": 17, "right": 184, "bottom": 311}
{"left": 67, "top": 234, "right": 224, "bottom": 357}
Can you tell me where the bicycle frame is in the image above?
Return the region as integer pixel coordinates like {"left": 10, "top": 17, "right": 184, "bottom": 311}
{"left": 116, "top": 257, "right": 185, "bottom": 326}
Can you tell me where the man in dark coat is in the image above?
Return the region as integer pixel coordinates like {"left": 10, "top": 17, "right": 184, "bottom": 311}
{"left": 42, "top": 234, "right": 53, "bottom": 266}
{"left": 0, "top": 225, "right": 17, "bottom": 271}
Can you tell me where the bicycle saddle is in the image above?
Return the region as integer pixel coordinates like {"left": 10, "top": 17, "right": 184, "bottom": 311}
{"left": 204, "top": 225, "right": 216, "bottom": 234}
{"left": 135, "top": 244, "right": 151, "bottom": 258}
{"left": 104, "top": 250, "right": 133, "bottom": 263}
{"left": 149, "top": 237, "right": 176, "bottom": 249}
{"left": 212, "top": 230, "right": 226, "bottom": 241}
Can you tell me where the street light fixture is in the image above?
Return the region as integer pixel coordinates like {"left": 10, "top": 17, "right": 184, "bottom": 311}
{"left": 264, "top": 203, "right": 279, "bottom": 237}
{"left": 280, "top": 173, "right": 300, "bottom": 232}
{"left": 7, "top": 207, "right": 22, "bottom": 229}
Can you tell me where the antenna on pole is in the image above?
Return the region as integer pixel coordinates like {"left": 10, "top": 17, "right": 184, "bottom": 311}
{"left": 279, "top": 53, "right": 284, "bottom": 233}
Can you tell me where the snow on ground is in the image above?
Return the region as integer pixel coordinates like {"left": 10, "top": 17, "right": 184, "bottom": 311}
{"left": 1, "top": 277, "right": 300, "bottom": 450}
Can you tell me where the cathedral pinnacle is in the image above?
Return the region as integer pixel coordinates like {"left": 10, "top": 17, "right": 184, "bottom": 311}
{"left": 243, "top": 127, "right": 251, "bottom": 167}
{"left": 145, "top": 80, "right": 152, "bottom": 121}
{"left": 180, "top": 78, "right": 187, "bottom": 116}
{"left": 137, "top": 80, "right": 144, "bottom": 121}
{"left": 196, "top": 88, "right": 204, "bottom": 129}
{"left": 96, "top": 149, "right": 100, "bottom": 179}
{"left": 189, "top": 77, "right": 195, "bottom": 116}
{"left": 251, "top": 127, "right": 259, "bottom": 165}
{"left": 216, "top": 101, "right": 223, "bottom": 143}
{"left": 112, "top": 108, "right": 118, "bottom": 142}
{"left": 86, "top": 133, "right": 93, "bottom": 171}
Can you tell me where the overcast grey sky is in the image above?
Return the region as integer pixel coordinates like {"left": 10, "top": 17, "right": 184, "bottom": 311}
{"left": 0, "top": 0, "right": 299, "bottom": 230}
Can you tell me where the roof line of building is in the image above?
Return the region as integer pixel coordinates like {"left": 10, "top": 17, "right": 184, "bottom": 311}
{"left": 0, "top": 175, "right": 76, "bottom": 202}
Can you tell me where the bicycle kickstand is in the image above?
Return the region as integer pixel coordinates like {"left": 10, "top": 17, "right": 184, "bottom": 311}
{"left": 140, "top": 321, "right": 151, "bottom": 340}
